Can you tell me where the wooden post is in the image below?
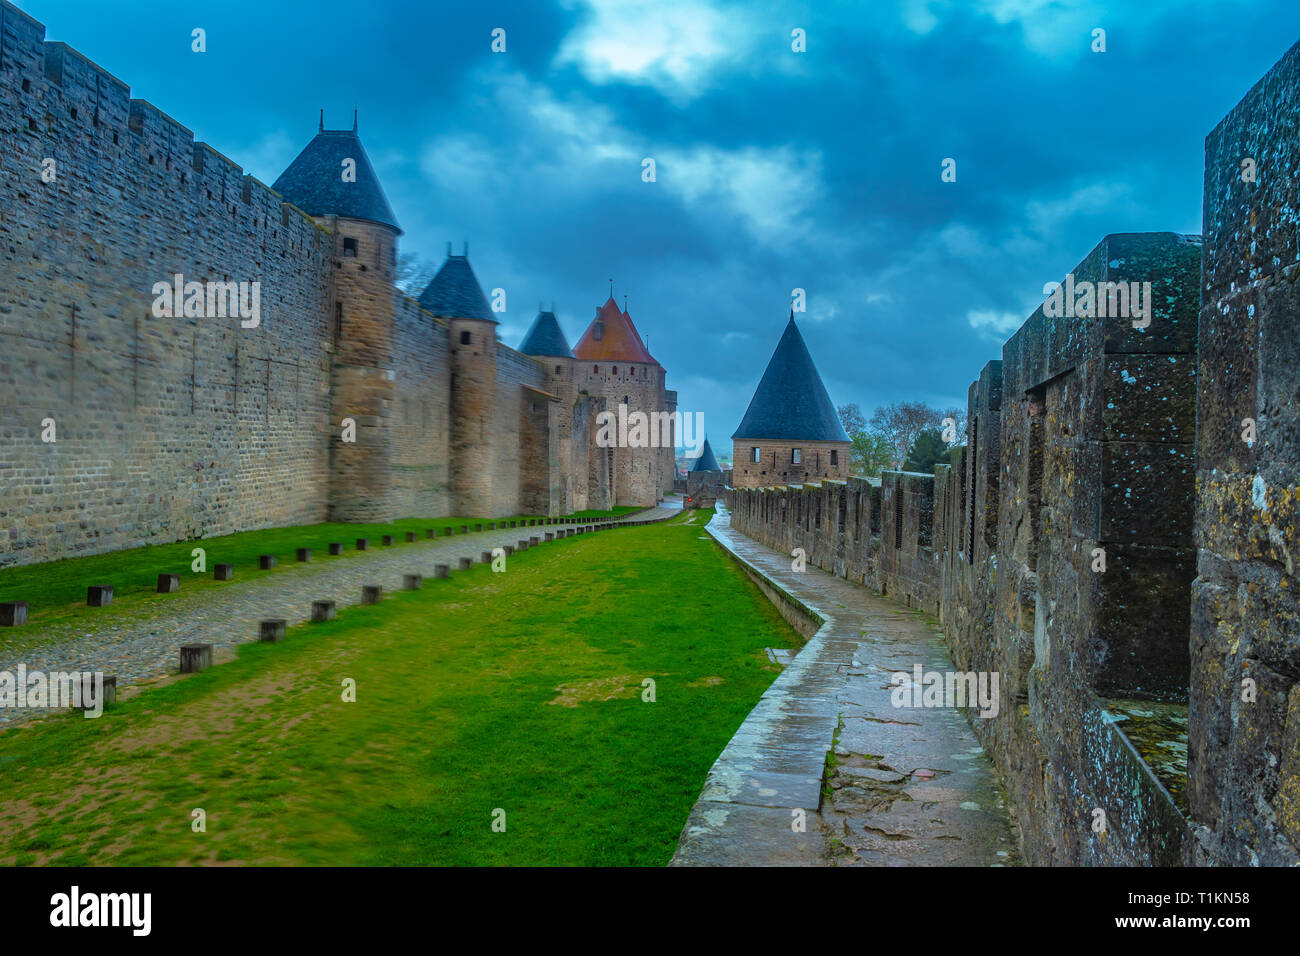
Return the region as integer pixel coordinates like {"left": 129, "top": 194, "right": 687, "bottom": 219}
{"left": 0, "top": 602, "right": 29, "bottom": 626}
{"left": 258, "top": 555, "right": 276, "bottom": 569}
{"left": 87, "top": 585, "right": 113, "bottom": 607}
{"left": 404, "top": 574, "right": 423, "bottom": 589}
{"left": 362, "top": 585, "right": 382, "bottom": 605}
{"left": 259, "top": 619, "right": 286, "bottom": 642}
{"left": 296, "top": 548, "right": 311, "bottom": 562}
{"left": 329, "top": 543, "right": 344, "bottom": 555}
{"left": 311, "top": 600, "right": 336, "bottom": 622}
{"left": 180, "top": 644, "right": 213, "bottom": 673}
{"left": 214, "top": 564, "right": 234, "bottom": 580}
{"left": 157, "top": 574, "right": 181, "bottom": 592}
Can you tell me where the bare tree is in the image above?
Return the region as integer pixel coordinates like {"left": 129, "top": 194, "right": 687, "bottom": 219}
{"left": 838, "top": 403, "right": 867, "bottom": 436}
{"left": 867, "top": 401, "right": 967, "bottom": 467}
{"left": 396, "top": 252, "right": 435, "bottom": 297}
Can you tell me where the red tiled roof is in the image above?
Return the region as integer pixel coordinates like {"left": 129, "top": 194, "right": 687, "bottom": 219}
{"left": 573, "top": 297, "right": 659, "bottom": 366}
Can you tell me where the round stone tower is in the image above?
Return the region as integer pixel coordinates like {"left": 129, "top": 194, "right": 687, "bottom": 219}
{"left": 419, "top": 246, "right": 498, "bottom": 517}
{"left": 272, "top": 111, "right": 402, "bottom": 522}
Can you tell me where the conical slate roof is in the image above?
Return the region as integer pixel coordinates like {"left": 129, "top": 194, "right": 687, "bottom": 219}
{"left": 518, "top": 309, "right": 572, "bottom": 357}
{"left": 272, "top": 124, "right": 399, "bottom": 231}
{"left": 690, "top": 437, "right": 722, "bottom": 472}
{"left": 731, "top": 314, "right": 850, "bottom": 442}
{"left": 418, "top": 253, "right": 494, "bottom": 321}
{"left": 573, "top": 297, "right": 658, "bottom": 365}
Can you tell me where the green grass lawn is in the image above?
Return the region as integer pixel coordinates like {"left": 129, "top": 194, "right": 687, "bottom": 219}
{"left": 0, "top": 506, "right": 642, "bottom": 642}
{"left": 0, "top": 510, "right": 800, "bottom": 866}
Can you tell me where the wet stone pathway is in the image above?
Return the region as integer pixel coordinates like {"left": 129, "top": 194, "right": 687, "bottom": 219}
{"left": 671, "top": 503, "right": 1021, "bottom": 867}
{"left": 0, "top": 504, "right": 681, "bottom": 728}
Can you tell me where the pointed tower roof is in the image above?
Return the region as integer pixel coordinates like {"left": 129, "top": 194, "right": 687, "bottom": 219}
{"left": 519, "top": 308, "right": 572, "bottom": 357}
{"left": 731, "top": 313, "right": 849, "bottom": 442}
{"left": 418, "top": 249, "right": 494, "bottom": 321}
{"left": 573, "top": 297, "right": 659, "bottom": 365}
{"left": 272, "top": 118, "right": 400, "bottom": 231}
{"left": 690, "top": 437, "right": 722, "bottom": 472}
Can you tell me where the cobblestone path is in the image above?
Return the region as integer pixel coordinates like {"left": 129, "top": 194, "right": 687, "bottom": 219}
{"left": 0, "top": 503, "right": 681, "bottom": 728}
{"left": 671, "top": 503, "right": 1021, "bottom": 866}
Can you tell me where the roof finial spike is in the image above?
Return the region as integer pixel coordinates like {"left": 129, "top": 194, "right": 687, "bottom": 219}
{"left": 319, "top": 109, "right": 324, "bottom": 132}
{"left": 539, "top": 300, "right": 544, "bottom": 312}
{"left": 609, "top": 278, "right": 613, "bottom": 298}
{"left": 446, "top": 241, "right": 452, "bottom": 257}
{"left": 463, "top": 241, "right": 469, "bottom": 257}
{"left": 352, "top": 108, "right": 358, "bottom": 132}
{"left": 551, "top": 299, "right": 555, "bottom": 311}
{"left": 623, "top": 294, "right": 628, "bottom": 312}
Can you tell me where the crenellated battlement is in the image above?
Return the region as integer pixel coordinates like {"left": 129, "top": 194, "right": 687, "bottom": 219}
{"left": 4, "top": 1, "right": 325, "bottom": 266}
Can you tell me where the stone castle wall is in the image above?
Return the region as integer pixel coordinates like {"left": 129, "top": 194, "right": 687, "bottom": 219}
{"left": 0, "top": 0, "right": 669, "bottom": 570}
{"left": 1190, "top": 37, "right": 1300, "bottom": 867}
{"left": 0, "top": 5, "right": 333, "bottom": 566}
{"left": 727, "top": 232, "right": 1212, "bottom": 866}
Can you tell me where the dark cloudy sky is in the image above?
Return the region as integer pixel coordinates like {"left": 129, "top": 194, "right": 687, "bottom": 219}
{"left": 25, "top": 0, "right": 1300, "bottom": 450}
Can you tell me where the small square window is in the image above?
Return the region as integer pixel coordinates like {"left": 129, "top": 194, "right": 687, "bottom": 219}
{"left": 343, "top": 237, "right": 358, "bottom": 257}
{"left": 792, "top": 448, "right": 802, "bottom": 464}
{"left": 460, "top": 331, "right": 472, "bottom": 345}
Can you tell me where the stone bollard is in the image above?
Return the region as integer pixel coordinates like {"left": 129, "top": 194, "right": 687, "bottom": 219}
{"left": 87, "top": 585, "right": 114, "bottom": 607}
{"left": 509, "top": 520, "right": 517, "bottom": 528}
{"left": 180, "top": 643, "right": 213, "bottom": 673}
{"left": 76, "top": 674, "right": 116, "bottom": 711}
{"left": 434, "top": 564, "right": 450, "bottom": 579}
{"left": 504, "top": 545, "right": 515, "bottom": 556}
{"left": 545, "top": 533, "right": 554, "bottom": 542}
{"left": 1, "top": 602, "right": 29, "bottom": 627}
{"left": 382, "top": 534, "right": 395, "bottom": 546}
{"left": 157, "top": 573, "right": 181, "bottom": 593}
{"left": 487, "top": 522, "right": 496, "bottom": 530}
{"left": 475, "top": 523, "right": 484, "bottom": 532}
{"left": 214, "top": 564, "right": 235, "bottom": 580}
{"left": 518, "top": 540, "right": 529, "bottom": 551}
{"left": 296, "top": 548, "right": 311, "bottom": 562}
{"left": 406, "top": 531, "right": 417, "bottom": 543}
{"left": 260, "top": 619, "right": 287, "bottom": 643}
{"left": 329, "top": 543, "right": 344, "bottom": 555}
{"left": 446, "top": 527, "right": 455, "bottom": 536}
{"left": 404, "top": 574, "right": 423, "bottom": 590}
{"left": 530, "top": 536, "right": 540, "bottom": 547}
{"left": 362, "top": 586, "right": 382, "bottom": 605}
{"left": 459, "top": 557, "right": 473, "bottom": 570}
{"left": 312, "top": 600, "right": 336, "bottom": 622}
{"left": 259, "top": 555, "right": 276, "bottom": 569}
{"left": 481, "top": 551, "right": 493, "bottom": 563}
{"left": 356, "top": 538, "right": 369, "bottom": 551}
{"left": 460, "top": 525, "right": 469, "bottom": 535}
{"left": 426, "top": 528, "right": 437, "bottom": 539}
